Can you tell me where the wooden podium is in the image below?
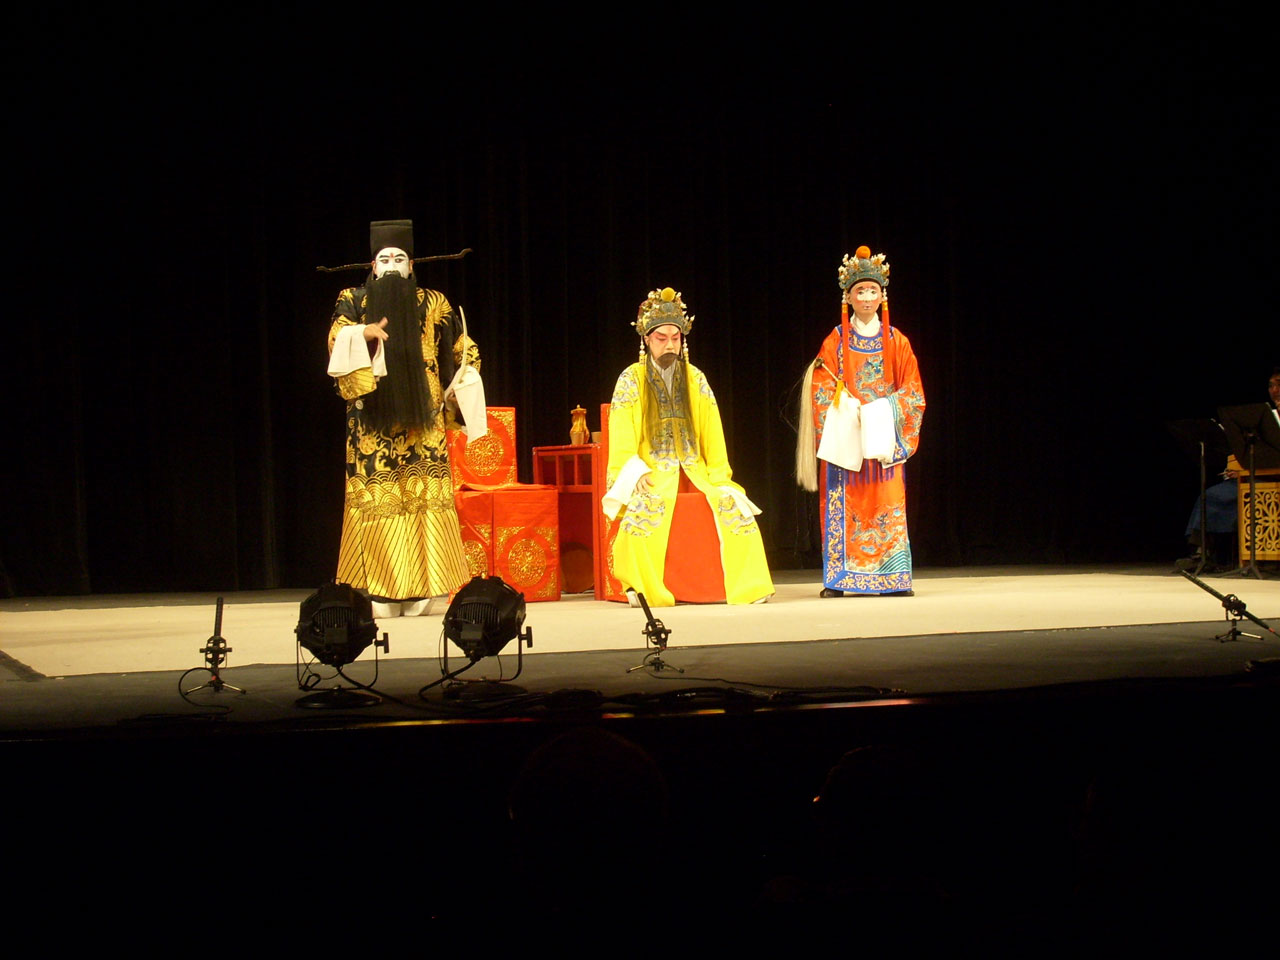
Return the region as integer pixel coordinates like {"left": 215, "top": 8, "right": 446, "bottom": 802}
{"left": 1229, "top": 456, "right": 1280, "bottom": 562}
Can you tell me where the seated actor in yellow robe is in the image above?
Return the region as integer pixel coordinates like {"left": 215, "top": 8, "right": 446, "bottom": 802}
{"left": 603, "top": 287, "right": 774, "bottom": 607}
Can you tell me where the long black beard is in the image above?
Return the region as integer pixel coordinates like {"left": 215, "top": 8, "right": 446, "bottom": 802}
{"left": 361, "top": 272, "right": 435, "bottom": 433}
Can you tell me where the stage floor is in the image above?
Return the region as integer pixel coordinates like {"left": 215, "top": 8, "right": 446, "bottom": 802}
{"left": 3, "top": 565, "right": 1279, "bottom": 733}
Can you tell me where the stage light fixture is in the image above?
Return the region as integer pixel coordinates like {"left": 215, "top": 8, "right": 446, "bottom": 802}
{"left": 294, "top": 581, "right": 388, "bottom": 708}
{"left": 444, "top": 575, "right": 532, "bottom": 662}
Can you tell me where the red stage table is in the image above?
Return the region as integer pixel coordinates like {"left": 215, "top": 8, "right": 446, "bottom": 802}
{"left": 449, "top": 408, "right": 561, "bottom": 602}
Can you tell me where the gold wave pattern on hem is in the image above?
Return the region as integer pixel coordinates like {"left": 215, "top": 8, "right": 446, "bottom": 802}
{"left": 337, "top": 467, "right": 469, "bottom": 601}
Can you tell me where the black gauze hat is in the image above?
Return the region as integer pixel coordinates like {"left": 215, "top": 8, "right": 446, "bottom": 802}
{"left": 370, "top": 219, "right": 414, "bottom": 258}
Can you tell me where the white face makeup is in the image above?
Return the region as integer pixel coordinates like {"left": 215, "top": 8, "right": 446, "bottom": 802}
{"left": 373, "top": 247, "right": 410, "bottom": 279}
{"left": 845, "top": 280, "right": 884, "bottom": 321}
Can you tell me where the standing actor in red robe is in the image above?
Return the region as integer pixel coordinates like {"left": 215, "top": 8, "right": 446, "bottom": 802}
{"left": 797, "top": 245, "right": 925, "bottom": 596}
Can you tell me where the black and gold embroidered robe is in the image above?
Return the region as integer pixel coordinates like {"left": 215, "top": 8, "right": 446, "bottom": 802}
{"left": 327, "top": 286, "right": 479, "bottom": 601}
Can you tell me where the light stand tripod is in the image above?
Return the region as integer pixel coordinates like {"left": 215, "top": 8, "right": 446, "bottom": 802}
{"left": 627, "top": 591, "right": 683, "bottom": 674}
{"left": 181, "top": 597, "right": 246, "bottom": 699}
{"left": 1179, "top": 570, "right": 1279, "bottom": 643}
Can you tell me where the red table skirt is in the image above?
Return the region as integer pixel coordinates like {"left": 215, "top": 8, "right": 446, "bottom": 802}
{"left": 456, "top": 487, "right": 561, "bottom": 602}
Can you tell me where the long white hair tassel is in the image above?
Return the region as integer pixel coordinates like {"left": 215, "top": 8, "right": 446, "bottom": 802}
{"left": 795, "top": 359, "right": 818, "bottom": 492}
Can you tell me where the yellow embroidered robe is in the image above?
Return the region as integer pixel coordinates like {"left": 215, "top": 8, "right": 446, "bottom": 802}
{"left": 607, "top": 360, "right": 774, "bottom": 606}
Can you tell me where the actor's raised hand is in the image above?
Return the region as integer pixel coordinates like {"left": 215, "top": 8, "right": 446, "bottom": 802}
{"left": 363, "top": 318, "right": 390, "bottom": 342}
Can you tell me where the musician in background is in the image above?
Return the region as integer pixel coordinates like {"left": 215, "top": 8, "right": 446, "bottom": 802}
{"left": 1178, "top": 367, "right": 1280, "bottom": 571}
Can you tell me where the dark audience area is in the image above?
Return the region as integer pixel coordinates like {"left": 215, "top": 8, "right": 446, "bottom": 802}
{"left": 12, "top": 678, "right": 1275, "bottom": 924}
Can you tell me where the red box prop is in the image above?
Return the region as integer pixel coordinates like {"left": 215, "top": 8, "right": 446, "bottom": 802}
{"left": 447, "top": 407, "right": 517, "bottom": 489}
{"left": 456, "top": 488, "right": 561, "bottom": 602}
{"left": 449, "top": 408, "right": 560, "bottom": 602}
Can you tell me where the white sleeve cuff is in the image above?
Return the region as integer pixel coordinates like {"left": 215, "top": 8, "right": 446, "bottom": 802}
{"left": 719, "top": 486, "right": 762, "bottom": 519}
{"left": 327, "top": 325, "right": 387, "bottom": 378}
{"left": 602, "top": 456, "right": 652, "bottom": 520}
{"left": 449, "top": 367, "right": 488, "bottom": 441}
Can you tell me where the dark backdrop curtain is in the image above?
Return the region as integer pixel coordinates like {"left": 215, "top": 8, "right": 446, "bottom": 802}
{"left": 3, "top": 12, "right": 1274, "bottom": 597}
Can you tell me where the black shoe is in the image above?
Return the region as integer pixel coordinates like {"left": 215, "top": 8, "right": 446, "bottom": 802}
{"left": 884, "top": 589, "right": 915, "bottom": 597}
{"left": 819, "top": 588, "right": 844, "bottom": 598}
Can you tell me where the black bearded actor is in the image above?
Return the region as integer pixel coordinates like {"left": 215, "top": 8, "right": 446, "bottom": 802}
{"left": 325, "top": 219, "right": 481, "bottom": 618}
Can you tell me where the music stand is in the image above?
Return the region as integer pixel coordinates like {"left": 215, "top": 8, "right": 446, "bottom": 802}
{"left": 1217, "top": 403, "right": 1280, "bottom": 579}
{"left": 1167, "top": 418, "right": 1230, "bottom": 575}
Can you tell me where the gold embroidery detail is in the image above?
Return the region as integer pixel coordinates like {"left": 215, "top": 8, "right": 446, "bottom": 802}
{"left": 490, "top": 408, "right": 515, "bottom": 433}
{"left": 505, "top": 537, "right": 547, "bottom": 587}
{"left": 337, "top": 367, "right": 377, "bottom": 401}
{"left": 621, "top": 492, "right": 666, "bottom": 537}
{"left": 466, "top": 433, "right": 505, "bottom": 475}
{"left": 1242, "top": 485, "right": 1280, "bottom": 559}
{"left": 463, "top": 539, "right": 490, "bottom": 578}
{"left": 717, "top": 493, "right": 760, "bottom": 536}
{"left": 345, "top": 460, "right": 459, "bottom": 518}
